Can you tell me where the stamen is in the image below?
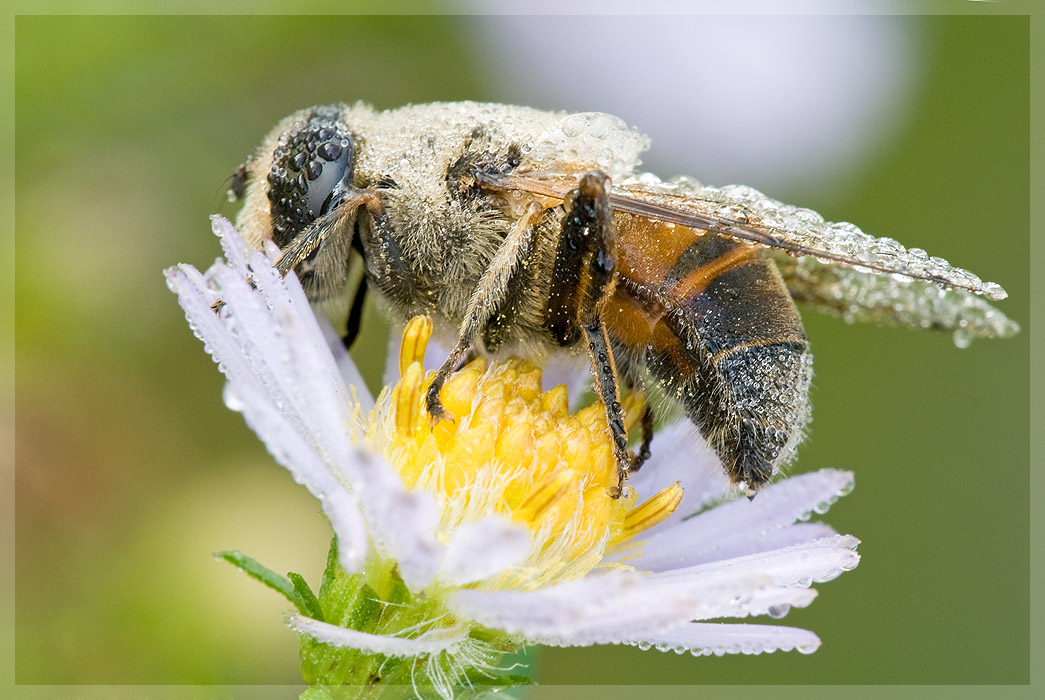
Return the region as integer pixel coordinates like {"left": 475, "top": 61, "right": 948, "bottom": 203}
{"left": 621, "top": 393, "right": 647, "bottom": 433}
{"left": 616, "top": 481, "right": 684, "bottom": 543}
{"left": 441, "top": 361, "right": 483, "bottom": 419}
{"left": 393, "top": 362, "right": 425, "bottom": 436}
{"left": 399, "top": 315, "right": 433, "bottom": 376}
{"left": 515, "top": 468, "right": 576, "bottom": 523}
{"left": 378, "top": 316, "right": 685, "bottom": 590}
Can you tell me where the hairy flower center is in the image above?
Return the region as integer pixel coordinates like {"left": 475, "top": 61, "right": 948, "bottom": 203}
{"left": 373, "top": 316, "right": 682, "bottom": 590}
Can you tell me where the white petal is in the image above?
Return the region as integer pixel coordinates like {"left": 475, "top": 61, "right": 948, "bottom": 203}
{"left": 626, "top": 622, "right": 821, "bottom": 656}
{"left": 437, "top": 516, "right": 533, "bottom": 587}
{"left": 321, "top": 488, "right": 369, "bottom": 573}
{"left": 448, "top": 571, "right": 644, "bottom": 636}
{"left": 220, "top": 375, "right": 371, "bottom": 570}
{"left": 448, "top": 569, "right": 764, "bottom": 646}
{"left": 683, "top": 585, "right": 820, "bottom": 623}
{"left": 286, "top": 613, "right": 467, "bottom": 657}
{"left": 319, "top": 315, "right": 374, "bottom": 413}
{"left": 234, "top": 251, "right": 355, "bottom": 456}
{"left": 619, "top": 522, "right": 838, "bottom": 572}
{"left": 342, "top": 447, "right": 445, "bottom": 591}
{"left": 204, "top": 264, "right": 354, "bottom": 472}
{"left": 177, "top": 231, "right": 447, "bottom": 589}
{"left": 169, "top": 256, "right": 346, "bottom": 488}
{"left": 212, "top": 214, "right": 253, "bottom": 270}
{"left": 631, "top": 469, "right": 855, "bottom": 571}
{"left": 630, "top": 551, "right": 827, "bottom": 622}
{"left": 627, "top": 419, "right": 729, "bottom": 532}
{"left": 645, "top": 535, "right": 861, "bottom": 592}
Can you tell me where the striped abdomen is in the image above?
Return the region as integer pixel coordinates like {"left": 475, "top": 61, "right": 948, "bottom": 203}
{"left": 605, "top": 216, "right": 812, "bottom": 492}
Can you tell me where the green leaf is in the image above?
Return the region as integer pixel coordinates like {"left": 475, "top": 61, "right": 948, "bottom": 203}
{"left": 288, "top": 571, "right": 325, "bottom": 622}
{"left": 318, "top": 536, "right": 339, "bottom": 598}
{"left": 215, "top": 549, "right": 311, "bottom": 615}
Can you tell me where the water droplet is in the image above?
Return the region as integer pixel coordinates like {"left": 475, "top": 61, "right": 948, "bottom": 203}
{"left": 222, "top": 382, "right": 245, "bottom": 411}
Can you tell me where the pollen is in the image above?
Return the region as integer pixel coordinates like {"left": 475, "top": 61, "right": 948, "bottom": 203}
{"left": 374, "top": 316, "right": 683, "bottom": 591}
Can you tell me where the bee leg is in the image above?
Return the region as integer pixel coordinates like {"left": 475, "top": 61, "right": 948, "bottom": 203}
{"left": 341, "top": 273, "right": 368, "bottom": 350}
{"left": 275, "top": 187, "right": 377, "bottom": 278}
{"left": 424, "top": 202, "right": 544, "bottom": 422}
{"left": 548, "top": 171, "right": 631, "bottom": 497}
{"left": 629, "top": 403, "right": 654, "bottom": 473}
{"left": 580, "top": 318, "right": 631, "bottom": 498}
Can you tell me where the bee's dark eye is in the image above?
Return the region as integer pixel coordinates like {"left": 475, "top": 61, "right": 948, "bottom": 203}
{"left": 266, "top": 108, "right": 355, "bottom": 247}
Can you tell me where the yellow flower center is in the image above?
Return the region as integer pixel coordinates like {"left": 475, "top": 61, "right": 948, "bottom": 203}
{"left": 370, "top": 316, "right": 682, "bottom": 591}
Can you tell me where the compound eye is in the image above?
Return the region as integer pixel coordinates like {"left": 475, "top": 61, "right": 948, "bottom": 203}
{"left": 266, "top": 109, "right": 355, "bottom": 247}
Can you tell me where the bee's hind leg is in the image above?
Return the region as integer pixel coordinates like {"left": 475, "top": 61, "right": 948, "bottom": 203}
{"left": 629, "top": 401, "right": 654, "bottom": 473}
{"left": 580, "top": 317, "right": 631, "bottom": 498}
{"left": 424, "top": 202, "right": 543, "bottom": 422}
{"left": 546, "top": 171, "right": 631, "bottom": 497}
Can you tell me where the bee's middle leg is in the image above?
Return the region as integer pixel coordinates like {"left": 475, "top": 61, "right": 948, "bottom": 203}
{"left": 424, "top": 202, "right": 543, "bottom": 421}
{"left": 341, "top": 273, "right": 368, "bottom": 350}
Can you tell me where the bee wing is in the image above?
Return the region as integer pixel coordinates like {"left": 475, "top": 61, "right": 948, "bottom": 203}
{"left": 771, "top": 254, "right": 1018, "bottom": 345}
{"left": 477, "top": 170, "right": 1017, "bottom": 344}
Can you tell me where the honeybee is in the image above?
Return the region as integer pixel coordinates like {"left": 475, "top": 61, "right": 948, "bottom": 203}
{"left": 229, "top": 102, "right": 1017, "bottom": 497}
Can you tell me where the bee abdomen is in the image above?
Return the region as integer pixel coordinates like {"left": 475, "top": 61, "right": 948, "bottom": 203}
{"left": 696, "top": 339, "right": 812, "bottom": 491}
{"left": 611, "top": 231, "right": 811, "bottom": 492}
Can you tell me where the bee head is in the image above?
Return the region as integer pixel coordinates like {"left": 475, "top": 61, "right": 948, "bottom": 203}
{"left": 264, "top": 106, "right": 356, "bottom": 248}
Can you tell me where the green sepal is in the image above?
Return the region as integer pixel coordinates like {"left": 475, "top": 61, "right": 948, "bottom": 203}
{"left": 318, "top": 536, "right": 340, "bottom": 599}
{"left": 215, "top": 549, "right": 313, "bottom": 617}
{"left": 289, "top": 571, "right": 325, "bottom": 622}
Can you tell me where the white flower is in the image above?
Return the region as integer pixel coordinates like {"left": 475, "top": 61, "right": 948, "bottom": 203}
{"left": 166, "top": 216, "right": 860, "bottom": 696}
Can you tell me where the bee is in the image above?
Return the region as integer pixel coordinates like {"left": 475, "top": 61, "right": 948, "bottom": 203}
{"left": 229, "top": 102, "right": 1017, "bottom": 497}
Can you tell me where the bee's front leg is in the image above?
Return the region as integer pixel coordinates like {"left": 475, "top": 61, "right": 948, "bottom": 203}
{"left": 424, "top": 202, "right": 544, "bottom": 422}
{"left": 274, "top": 187, "right": 377, "bottom": 278}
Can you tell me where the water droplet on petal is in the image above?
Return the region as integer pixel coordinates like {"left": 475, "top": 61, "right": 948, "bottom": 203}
{"left": 223, "top": 382, "right": 245, "bottom": 411}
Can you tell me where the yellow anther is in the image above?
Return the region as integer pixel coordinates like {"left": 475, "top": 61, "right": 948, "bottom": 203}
{"left": 393, "top": 362, "right": 425, "bottom": 436}
{"left": 441, "top": 368, "right": 480, "bottom": 419}
{"left": 495, "top": 417, "right": 535, "bottom": 471}
{"left": 616, "top": 481, "right": 684, "bottom": 543}
{"left": 576, "top": 402, "right": 606, "bottom": 431}
{"left": 559, "top": 426, "right": 591, "bottom": 470}
{"left": 475, "top": 380, "right": 507, "bottom": 426}
{"left": 399, "top": 315, "right": 433, "bottom": 377}
{"left": 540, "top": 384, "right": 569, "bottom": 417}
{"left": 377, "top": 320, "right": 686, "bottom": 592}
{"left": 621, "top": 393, "right": 647, "bottom": 433}
{"left": 461, "top": 355, "right": 488, "bottom": 375}
{"left": 514, "top": 365, "right": 543, "bottom": 401}
{"left": 444, "top": 421, "right": 496, "bottom": 492}
{"left": 589, "top": 442, "right": 615, "bottom": 485}
{"left": 515, "top": 468, "right": 575, "bottom": 524}
{"left": 533, "top": 430, "right": 562, "bottom": 480}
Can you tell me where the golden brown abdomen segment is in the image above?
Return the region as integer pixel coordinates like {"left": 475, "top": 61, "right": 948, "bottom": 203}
{"left": 605, "top": 216, "right": 812, "bottom": 491}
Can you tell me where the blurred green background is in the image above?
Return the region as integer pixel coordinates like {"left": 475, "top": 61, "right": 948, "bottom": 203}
{"left": 13, "top": 13, "right": 1028, "bottom": 688}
